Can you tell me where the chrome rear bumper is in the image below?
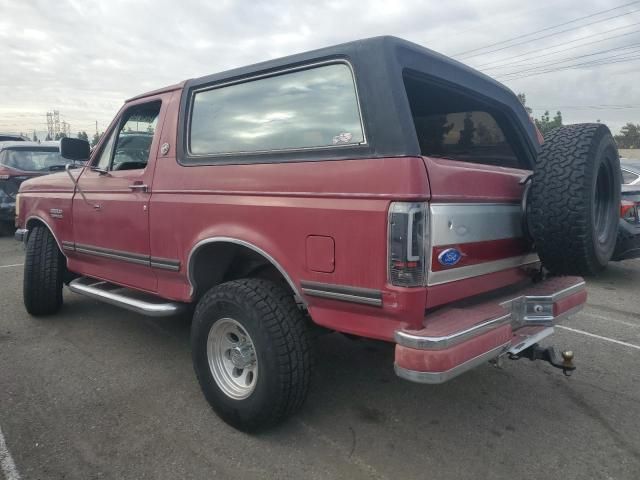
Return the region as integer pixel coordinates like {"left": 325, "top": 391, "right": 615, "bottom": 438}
{"left": 394, "top": 276, "right": 586, "bottom": 384}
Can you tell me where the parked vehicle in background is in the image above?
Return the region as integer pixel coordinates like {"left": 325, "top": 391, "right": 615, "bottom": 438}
{"left": 621, "top": 158, "right": 640, "bottom": 186}
{"left": 0, "top": 141, "right": 74, "bottom": 234}
{"left": 0, "top": 133, "right": 29, "bottom": 142}
{"left": 613, "top": 183, "right": 640, "bottom": 261}
{"left": 15, "top": 36, "right": 621, "bottom": 432}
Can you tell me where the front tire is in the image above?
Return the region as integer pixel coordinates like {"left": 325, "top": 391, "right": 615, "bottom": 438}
{"left": 23, "top": 225, "right": 65, "bottom": 315}
{"left": 191, "top": 278, "right": 312, "bottom": 432}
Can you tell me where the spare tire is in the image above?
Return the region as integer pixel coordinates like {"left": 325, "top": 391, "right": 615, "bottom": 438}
{"left": 528, "top": 123, "right": 621, "bottom": 276}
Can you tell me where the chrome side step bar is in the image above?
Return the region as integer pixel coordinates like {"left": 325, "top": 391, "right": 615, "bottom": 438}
{"left": 68, "top": 277, "right": 186, "bottom": 317}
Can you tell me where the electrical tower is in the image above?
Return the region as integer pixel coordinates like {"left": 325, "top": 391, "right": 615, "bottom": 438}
{"left": 46, "top": 112, "right": 54, "bottom": 139}
{"left": 53, "top": 110, "right": 60, "bottom": 138}
{"left": 61, "top": 121, "right": 71, "bottom": 137}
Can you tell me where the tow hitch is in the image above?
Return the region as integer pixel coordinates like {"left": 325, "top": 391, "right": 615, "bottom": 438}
{"left": 509, "top": 344, "right": 576, "bottom": 376}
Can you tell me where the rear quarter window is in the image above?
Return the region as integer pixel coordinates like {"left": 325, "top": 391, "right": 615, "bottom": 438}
{"left": 188, "top": 63, "right": 364, "bottom": 156}
{"left": 403, "top": 71, "right": 526, "bottom": 169}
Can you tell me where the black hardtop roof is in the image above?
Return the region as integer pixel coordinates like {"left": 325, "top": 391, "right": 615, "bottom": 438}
{"left": 178, "top": 36, "right": 540, "bottom": 167}
{"left": 191, "top": 36, "right": 506, "bottom": 90}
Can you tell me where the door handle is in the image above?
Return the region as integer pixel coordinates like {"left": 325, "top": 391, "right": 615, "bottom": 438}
{"left": 129, "top": 183, "right": 148, "bottom": 192}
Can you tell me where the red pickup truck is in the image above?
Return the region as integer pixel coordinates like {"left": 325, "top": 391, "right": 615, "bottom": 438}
{"left": 14, "top": 37, "right": 620, "bottom": 431}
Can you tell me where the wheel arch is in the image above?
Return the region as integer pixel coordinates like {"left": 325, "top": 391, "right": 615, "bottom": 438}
{"left": 25, "top": 216, "right": 66, "bottom": 255}
{"left": 187, "top": 237, "right": 304, "bottom": 304}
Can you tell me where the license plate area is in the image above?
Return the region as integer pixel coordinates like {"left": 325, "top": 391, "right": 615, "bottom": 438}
{"left": 508, "top": 326, "right": 554, "bottom": 355}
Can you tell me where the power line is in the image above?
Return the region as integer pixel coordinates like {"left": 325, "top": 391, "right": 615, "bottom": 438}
{"left": 455, "top": 4, "right": 640, "bottom": 60}
{"left": 453, "top": 0, "right": 640, "bottom": 57}
{"left": 492, "top": 42, "right": 640, "bottom": 77}
{"left": 500, "top": 51, "right": 640, "bottom": 79}
{"left": 475, "top": 23, "right": 640, "bottom": 69}
{"left": 499, "top": 52, "right": 640, "bottom": 80}
{"left": 528, "top": 104, "right": 640, "bottom": 110}
{"left": 505, "top": 47, "right": 640, "bottom": 74}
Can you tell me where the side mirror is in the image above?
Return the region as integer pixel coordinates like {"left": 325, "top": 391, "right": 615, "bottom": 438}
{"left": 60, "top": 137, "right": 90, "bottom": 161}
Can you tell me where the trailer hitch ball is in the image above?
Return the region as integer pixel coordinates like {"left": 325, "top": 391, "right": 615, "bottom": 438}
{"left": 509, "top": 344, "right": 576, "bottom": 376}
{"left": 561, "top": 350, "right": 574, "bottom": 369}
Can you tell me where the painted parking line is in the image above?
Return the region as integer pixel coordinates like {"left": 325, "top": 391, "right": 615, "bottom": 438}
{"left": 0, "top": 424, "right": 21, "bottom": 480}
{"left": 0, "top": 264, "right": 23, "bottom": 269}
{"left": 582, "top": 311, "right": 639, "bottom": 329}
{"left": 557, "top": 325, "right": 640, "bottom": 351}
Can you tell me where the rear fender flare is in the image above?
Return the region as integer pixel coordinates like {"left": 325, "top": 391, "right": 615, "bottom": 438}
{"left": 186, "top": 236, "right": 304, "bottom": 304}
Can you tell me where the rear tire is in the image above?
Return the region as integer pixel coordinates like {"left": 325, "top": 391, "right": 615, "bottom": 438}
{"left": 191, "top": 278, "right": 313, "bottom": 432}
{"left": 23, "top": 225, "right": 65, "bottom": 315}
{"left": 529, "top": 123, "right": 621, "bottom": 276}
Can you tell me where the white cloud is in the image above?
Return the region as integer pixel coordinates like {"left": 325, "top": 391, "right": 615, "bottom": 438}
{"left": 0, "top": 0, "right": 638, "bottom": 137}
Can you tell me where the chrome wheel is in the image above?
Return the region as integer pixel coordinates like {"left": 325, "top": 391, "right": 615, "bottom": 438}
{"left": 207, "top": 318, "right": 258, "bottom": 400}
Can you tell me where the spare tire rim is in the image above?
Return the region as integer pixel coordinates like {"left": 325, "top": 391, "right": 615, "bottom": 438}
{"left": 594, "top": 160, "right": 615, "bottom": 245}
{"left": 207, "top": 318, "right": 258, "bottom": 400}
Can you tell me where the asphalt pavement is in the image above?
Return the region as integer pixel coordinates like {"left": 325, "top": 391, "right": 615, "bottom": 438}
{"left": 1, "top": 236, "right": 639, "bottom": 479}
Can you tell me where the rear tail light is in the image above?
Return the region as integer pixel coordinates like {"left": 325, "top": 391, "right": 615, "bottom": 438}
{"left": 388, "top": 202, "right": 429, "bottom": 287}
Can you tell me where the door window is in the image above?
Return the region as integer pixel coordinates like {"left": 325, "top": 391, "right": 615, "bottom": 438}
{"left": 93, "top": 101, "right": 161, "bottom": 171}
{"left": 95, "top": 129, "right": 116, "bottom": 170}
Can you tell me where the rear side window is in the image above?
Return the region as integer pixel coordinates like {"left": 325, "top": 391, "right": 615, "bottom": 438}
{"left": 403, "top": 72, "right": 524, "bottom": 169}
{"left": 189, "top": 63, "right": 364, "bottom": 156}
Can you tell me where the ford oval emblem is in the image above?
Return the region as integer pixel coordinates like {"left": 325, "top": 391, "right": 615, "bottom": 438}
{"left": 438, "top": 248, "right": 462, "bottom": 267}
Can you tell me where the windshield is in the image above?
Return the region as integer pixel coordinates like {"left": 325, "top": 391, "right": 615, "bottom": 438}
{"left": 0, "top": 148, "right": 68, "bottom": 172}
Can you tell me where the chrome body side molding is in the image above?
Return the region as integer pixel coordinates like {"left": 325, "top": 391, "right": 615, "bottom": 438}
{"left": 428, "top": 253, "right": 540, "bottom": 286}
{"left": 300, "top": 281, "right": 383, "bottom": 307}
{"left": 65, "top": 242, "right": 181, "bottom": 271}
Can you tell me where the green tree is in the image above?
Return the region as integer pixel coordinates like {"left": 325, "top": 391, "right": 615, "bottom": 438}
{"left": 32, "top": 131, "right": 38, "bottom": 142}
{"left": 517, "top": 93, "right": 563, "bottom": 135}
{"left": 54, "top": 132, "right": 67, "bottom": 140}
{"left": 517, "top": 93, "right": 533, "bottom": 114}
{"left": 77, "top": 131, "right": 89, "bottom": 142}
{"left": 534, "top": 110, "right": 563, "bottom": 136}
{"left": 614, "top": 123, "right": 640, "bottom": 149}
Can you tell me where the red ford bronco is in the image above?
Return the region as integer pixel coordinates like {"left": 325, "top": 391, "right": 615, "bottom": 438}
{"left": 14, "top": 37, "right": 621, "bottom": 431}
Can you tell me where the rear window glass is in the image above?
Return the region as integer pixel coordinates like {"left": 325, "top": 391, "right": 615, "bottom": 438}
{"left": 189, "top": 63, "right": 364, "bottom": 156}
{"left": 0, "top": 148, "right": 67, "bottom": 172}
{"left": 403, "top": 72, "right": 524, "bottom": 169}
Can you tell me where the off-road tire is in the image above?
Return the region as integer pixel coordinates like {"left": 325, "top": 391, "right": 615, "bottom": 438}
{"left": 23, "top": 225, "right": 65, "bottom": 315}
{"left": 191, "top": 278, "right": 313, "bottom": 432}
{"left": 529, "top": 123, "right": 621, "bottom": 275}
